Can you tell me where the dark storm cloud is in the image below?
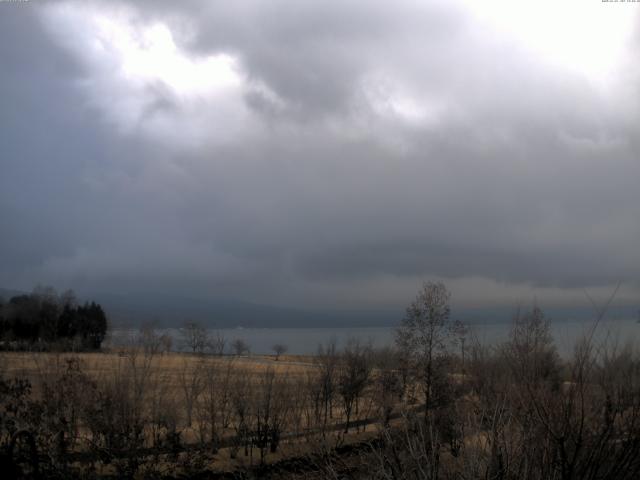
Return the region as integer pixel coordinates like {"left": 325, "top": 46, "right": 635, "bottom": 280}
{"left": 0, "top": 0, "right": 638, "bottom": 309}
{"left": 0, "top": 7, "right": 97, "bottom": 267}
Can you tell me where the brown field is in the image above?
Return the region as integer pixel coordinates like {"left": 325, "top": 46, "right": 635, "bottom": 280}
{"left": 0, "top": 351, "right": 316, "bottom": 380}
{"left": 2, "top": 325, "right": 639, "bottom": 479}
{"left": 0, "top": 349, "right": 390, "bottom": 476}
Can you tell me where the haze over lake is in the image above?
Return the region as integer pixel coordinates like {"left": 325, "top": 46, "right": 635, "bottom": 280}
{"left": 109, "top": 317, "right": 639, "bottom": 357}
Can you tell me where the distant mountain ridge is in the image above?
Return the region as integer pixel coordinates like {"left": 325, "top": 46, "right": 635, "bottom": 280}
{"left": 0, "top": 288, "right": 26, "bottom": 300}
{"left": 1, "top": 287, "right": 637, "bottom": 329}
{"left": 87, "top": 291, "right": 402, "bottom": 328}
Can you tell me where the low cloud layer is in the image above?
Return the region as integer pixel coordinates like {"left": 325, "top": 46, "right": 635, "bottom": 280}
{"left": 1, "top": 1, "right": 639, "bottom": 310}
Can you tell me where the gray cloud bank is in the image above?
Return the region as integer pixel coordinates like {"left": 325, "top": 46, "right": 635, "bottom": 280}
{"left": 1, "top": 1, "right": 639, "bottom": 312}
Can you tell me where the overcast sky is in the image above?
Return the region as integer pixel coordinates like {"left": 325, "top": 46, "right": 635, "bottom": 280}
{"left": 1, "top": 0, "right": 639, "bottom": 311}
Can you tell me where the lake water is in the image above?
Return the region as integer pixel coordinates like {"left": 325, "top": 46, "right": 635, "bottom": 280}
{"left": 110, "top": 317, "right": 640, "bottom": 357}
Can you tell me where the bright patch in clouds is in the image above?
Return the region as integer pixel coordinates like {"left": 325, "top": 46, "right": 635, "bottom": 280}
{"left": 361, "top": 72, "right": 444, "bottom": 128}
{"left": 463, "top": 0, "right": 636, "bottom": 82}
{"left": 41, "top": 3, "right": 250, "bottom": 148}
{"left": 91, "top": 19, "right": 241, "bottom": 96}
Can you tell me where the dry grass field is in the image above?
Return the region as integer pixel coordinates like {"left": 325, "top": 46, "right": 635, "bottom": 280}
{"left": 0, "top": 351, "right": 316, "bottom": 383}
{"left": 0, "top": 348, "right": 391, "bottom": 477}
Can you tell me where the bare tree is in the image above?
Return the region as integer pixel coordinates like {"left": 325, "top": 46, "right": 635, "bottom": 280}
{"left": 316, "top": 340, "right": 339, "bottom": 432}
{"left": 159, "top": 333, "right": 173, "bottom": 354}
{"left": 230, "top": 370, "right": 253, "bottom": 459}
{"left": 272, "top": 343, "right": 288, "bottom": 361}
{"left": 138, "top": 324, "right": 163, "bottom": 355}
{"left": 180, "top": 321, "right": 209, "bottom": 354}
{"left": 232, "top": 338, "right": 250, "bottom": 356}
{"left": 503, "top": 305, "right": 561, "bottom": 387}
{"left": 396, "top": 281, "right": 453, "bottom": 415}
{"left": 371, "top": 347, "right": 404, "bottom": 427}
{"left": 210, "top": 330, "right": 226, "bottom": 356}
{"left": 337, "top": 339, "right": 372, "bottom": 433}
{"left": 197, "top": 358, "right": 234, "bottom": 451}
{"left": 451, "top": 320, "right": 469, "bottom": 374}
{"left": 82, "top": 337, "right": 160, "bottom": 476}
{"left": 251, "top": 368, "right": 291, "bottom": 464}
{"left": 178, "top": 357, "right": 204, "bottom": 428}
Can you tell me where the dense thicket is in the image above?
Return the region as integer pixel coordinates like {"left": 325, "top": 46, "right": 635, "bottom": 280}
{"left": 0, "top": 287, "right": 107, "bottom": 350}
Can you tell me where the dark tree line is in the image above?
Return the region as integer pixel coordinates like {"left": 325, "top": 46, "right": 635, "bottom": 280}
{"left": 0, "top": 287, "right": 107, "bottom": 350}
